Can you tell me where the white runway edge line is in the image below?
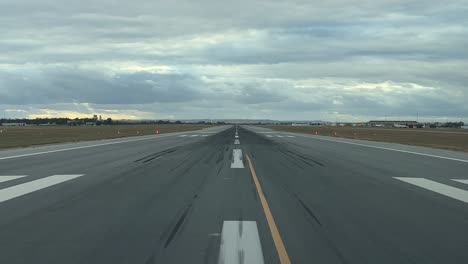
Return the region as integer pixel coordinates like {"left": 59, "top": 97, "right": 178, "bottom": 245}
{"left": 218, "top": 221, "right": 264, "bottom": 264}
{"left": 0, "top": 176, "right": 27, "bottom": 183}
{"left": 0, "top": 134, "right": 174, "bottom": 161}
{"left": 297, "top": 135, "right": 468, "bottom": 164}
{"left": 231, "top": 149, "right": 244, "bottom": 168}
{"left": 394, "top": 177, "right": 468, "bottom": 204}
{"left": 0, "top": 174, "right": 84, "bottom": 203}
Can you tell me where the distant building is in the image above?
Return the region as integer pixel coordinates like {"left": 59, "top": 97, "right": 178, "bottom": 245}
{"left": 1, "top": 123, "right": 26, "bottom": 126}
{"left": 309, "top": 122, "right": 326, "bottom": 126}
{"left": 368, "top": 120, "right": 419, "bottom": 128}
{"left": 67, "top": 120, "right": 80, "bottom": 126}
{"left": 291, "top": 123, "right": 309, "bottom": 126}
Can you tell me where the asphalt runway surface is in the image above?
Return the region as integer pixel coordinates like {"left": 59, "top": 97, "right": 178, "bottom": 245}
{"left": 0, "top": 125, "right": 467, "bottom": 264}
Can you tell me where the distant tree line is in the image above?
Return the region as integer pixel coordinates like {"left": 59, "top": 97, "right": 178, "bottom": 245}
{"left": 1, "top": 118, "right": 226, "bottom": 126}
{"left": 1, "top": 118, "right": 71, "bottom": 125}
{"left": 134, "top": 120, "right": 226, "bottom": 125}
{"left": 435, "top": 122, "right": 464, "bottom": 128}
{"left": 0, "top": 117, "right": 115, "bottom": 126}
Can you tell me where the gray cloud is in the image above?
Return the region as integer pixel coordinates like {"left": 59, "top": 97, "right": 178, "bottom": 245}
{"left": 0, "top": 0, "right": 467, "bottom": 121}
{"left": 0, "top": 67, "right": 202, "bottom": 105}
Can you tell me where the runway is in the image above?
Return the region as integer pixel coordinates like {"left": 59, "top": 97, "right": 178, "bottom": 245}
{"left": 0, "top": 125, "right": 467, "bottom": 263}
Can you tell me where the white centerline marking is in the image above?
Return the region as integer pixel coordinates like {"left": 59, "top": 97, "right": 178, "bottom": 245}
{"left": 298, "top": 135, "right": 468, "bottom": 163}
{"left": 190, "top": 134, "right": 199, "bottom": 137}
{"left": 0, "top": 174, "right": 85, "bottom": 203}
{"left": 218, "top": 221, "right": 264, "bottom": 264}
{"left": 0, "top": 176, "right": 27, "bottom": 183}
{"left": 179, "top": 135, "right": 188, "bottom": 137}
{"left": 394, "top": 177, "right": 468, "bottom": 204}
{"left": 276, "top": 135, "right": 284, "bottom": 138}
{"left": 234, "top": 139, "right": 240, "bottom": 145}
{"left": 452, "top": 179, "right": 468, "bottom": 185}
{"left": 231, "top": 149, "right": 244, "bottom": 168}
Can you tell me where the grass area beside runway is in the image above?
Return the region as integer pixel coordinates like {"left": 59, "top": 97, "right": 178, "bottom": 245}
{"left": 263, "top": 125, "right": 468, "bottom": 152}
{"left": 0, "top": 124, "right": 212, "bottom": 149}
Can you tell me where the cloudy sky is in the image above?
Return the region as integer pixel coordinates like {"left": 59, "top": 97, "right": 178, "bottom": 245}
{"left": 1, "top": 0, "right": 467, "bottom": 121}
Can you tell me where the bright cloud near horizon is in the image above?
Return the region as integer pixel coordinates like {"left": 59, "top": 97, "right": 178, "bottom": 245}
{"left": 0, "top": 0, "right": 467, "bottom": 122}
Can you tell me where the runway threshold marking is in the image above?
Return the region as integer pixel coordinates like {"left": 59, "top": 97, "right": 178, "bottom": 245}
{"left": 0, "top": 176, "right": 27, "bottom": 183}
{"left": 299, "top": 135, "right": 468, "bottom": 163}
{"left": 452, "top": 179, "right": 468, "bottom": 185}
{"left": 246, "top": 154, "right": 291, "bottom": 264}
{"left": 0, "top": 174, "right": 85, "bottom": 203}
{"left": 218, "top": 221, "right": 264, "bottom": 264}
{"left": 394, "top": 177, "right": 468, "bottom": 204}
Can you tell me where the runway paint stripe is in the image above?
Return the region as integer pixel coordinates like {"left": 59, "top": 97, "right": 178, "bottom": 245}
{"left": 300, "top": 135, "right": 468, "bottom": 164}
{"left": 266, "top": 135, "right": 273, "bottom": 138}
{"left": 394, "top": 177, "right": 468, "bottom": 204}
{"left": 246, "top": 154, "right": 291, "bottom": 264}
{"left": 218, "top": 221, "right": 264, "bottom": 264}
{"left": 452, "top": 179, "right": 468, "bottom": 185}
{"left": 234, "top": 139, "right": 240, "bottom": 145}
{"left": 179, "top": 135, "right": 188, "bottom": 137}
{"left": 235, "top": 135, "right": 239, "bottom": 139}
{"left": 231, "top": 149, "right": 244, "bottom": 168}
{"left": 0, "top": 134, "right": 176, "bottom": 161}
{"left": 276, "top": 135, "right": 284, "bottom": 138}
{"left": 201, "top": 134, "right": 209, "bottom": 137}
{"left": 0, "top": 174, "right": 85, "bottom": 203}
{"left": 0, "top": 176, "right": 27, "bottom": 183}
{"left": 190, "top": 135, "right": 199, "bottom": 137}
